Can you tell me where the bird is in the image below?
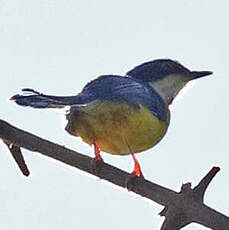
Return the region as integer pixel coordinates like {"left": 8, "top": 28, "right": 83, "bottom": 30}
{"left": 11, "top": 59, "right": 212, "bottom": 177}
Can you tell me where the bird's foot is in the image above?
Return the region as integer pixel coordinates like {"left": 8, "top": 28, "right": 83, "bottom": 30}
{"left": 90, "top": 142, "right": 104, "bottom": 175}
{"left": 124, "top": 149, "right": 144, "bottom": 190}
{"left": 91, "top": 154, "right": 104, "bottom": 175}
{"left": 125, "top": 172, "right": 144, "bottom": 191}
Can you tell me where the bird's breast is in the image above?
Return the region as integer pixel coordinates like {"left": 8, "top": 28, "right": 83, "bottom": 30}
{"left": 66, "top": 100, "right": 169, "bottom": 155}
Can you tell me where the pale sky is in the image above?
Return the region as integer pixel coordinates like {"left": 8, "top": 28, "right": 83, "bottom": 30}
{"left": 0, "top": 1, "right": 228, "bottom": 230}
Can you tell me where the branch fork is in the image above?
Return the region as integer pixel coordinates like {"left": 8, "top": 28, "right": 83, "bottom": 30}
{"left": 160, "top": 167, "right": 220, "bottom": 229}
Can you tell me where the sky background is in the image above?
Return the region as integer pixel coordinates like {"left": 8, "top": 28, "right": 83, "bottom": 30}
{"left": 0, "top": 1, "right": 228, "bottom": 229}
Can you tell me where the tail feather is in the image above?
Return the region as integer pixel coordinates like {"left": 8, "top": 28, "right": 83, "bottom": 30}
{"left": 11, "top": 88, "right": 78, "bottom": 108}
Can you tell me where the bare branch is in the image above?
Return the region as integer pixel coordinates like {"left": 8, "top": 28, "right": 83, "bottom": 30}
{"left": 0, "top": 119, "right": 228, "bottom": 230}
{"left": 193, "top": 166, "right": 220, "bottom": 202}
{"left": 3, "top": 140, "right": 30, "bottom": 176}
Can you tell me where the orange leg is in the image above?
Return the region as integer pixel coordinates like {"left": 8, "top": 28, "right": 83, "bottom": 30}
{"left": 123, "top": 136, "right": 144, "bottom": 177}
{"left": 125, "top": 151, "right": 144, "bottom": 190}
{"left": 93, "top": 143, "right": 104, "bottom": 162}
{"left": 130, "top": 151, "right": 143, "bottom": 177}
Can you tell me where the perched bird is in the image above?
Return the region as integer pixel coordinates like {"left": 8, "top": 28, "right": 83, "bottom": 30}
{"left": 11, "top": 59, "right": 212, "bottom": 177}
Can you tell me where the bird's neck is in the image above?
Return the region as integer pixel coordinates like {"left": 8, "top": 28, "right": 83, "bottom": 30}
{"left": 149, "top": 74, "right": 188, "bottom": 105}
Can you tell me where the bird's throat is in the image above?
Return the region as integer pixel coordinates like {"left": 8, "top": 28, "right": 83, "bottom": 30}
{"left": 149, "top": 74, "right": 188, "bottom": 105}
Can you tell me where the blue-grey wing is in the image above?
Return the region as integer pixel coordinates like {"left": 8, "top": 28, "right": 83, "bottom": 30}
{"left": 11, "top": 75, "right": 168, "bottom": 121}
{"left": 80, "top": 75, "right": 167, "bottom": 121}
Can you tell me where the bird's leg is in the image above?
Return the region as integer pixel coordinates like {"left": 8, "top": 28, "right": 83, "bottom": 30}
{"left": 125, "top": 142, "right": 144, "bottom": 190}
{"left": 94, "top": 143, "right": 104, "bottom": 163}
{"left": 91, "top": 142, "right": 104, "bottom": 175}
{"left": 130, "top": 151, "right": 143, "bottom": 177}
{"left": 123, "top": 136, "right": 143, "bottom": 177}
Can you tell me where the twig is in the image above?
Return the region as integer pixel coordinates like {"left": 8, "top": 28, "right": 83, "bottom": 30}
{"left": 3, "top": 140, "right": 30, "bottom": 176}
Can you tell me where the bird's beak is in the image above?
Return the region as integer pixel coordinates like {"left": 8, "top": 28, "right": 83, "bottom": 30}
{"left": 190, "top": 71, "right": 213, "bottom": 80}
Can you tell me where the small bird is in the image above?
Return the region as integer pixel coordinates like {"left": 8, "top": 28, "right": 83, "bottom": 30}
{"left": 11, "top": 59, "right": 212, "bottom": 177}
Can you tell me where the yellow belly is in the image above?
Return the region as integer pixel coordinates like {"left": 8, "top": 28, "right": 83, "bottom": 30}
{"left": 66, "top": 100, "right": 169, "bottom": 155}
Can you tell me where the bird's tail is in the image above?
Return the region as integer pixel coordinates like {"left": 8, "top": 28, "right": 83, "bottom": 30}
{"left": 10, "top": 88, "right": 79, "bottom": 109}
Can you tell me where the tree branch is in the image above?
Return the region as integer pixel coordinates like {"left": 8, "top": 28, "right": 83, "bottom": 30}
{"left": 3, "top": 140, "right": 30, "bottom": 176}
{"left": 0, "top": 119, "right": 228, "bottom": 229}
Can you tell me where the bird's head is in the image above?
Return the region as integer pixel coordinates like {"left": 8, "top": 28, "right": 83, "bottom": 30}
{"left": 127, "top": 59, "right": 212, "bottom": 105}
